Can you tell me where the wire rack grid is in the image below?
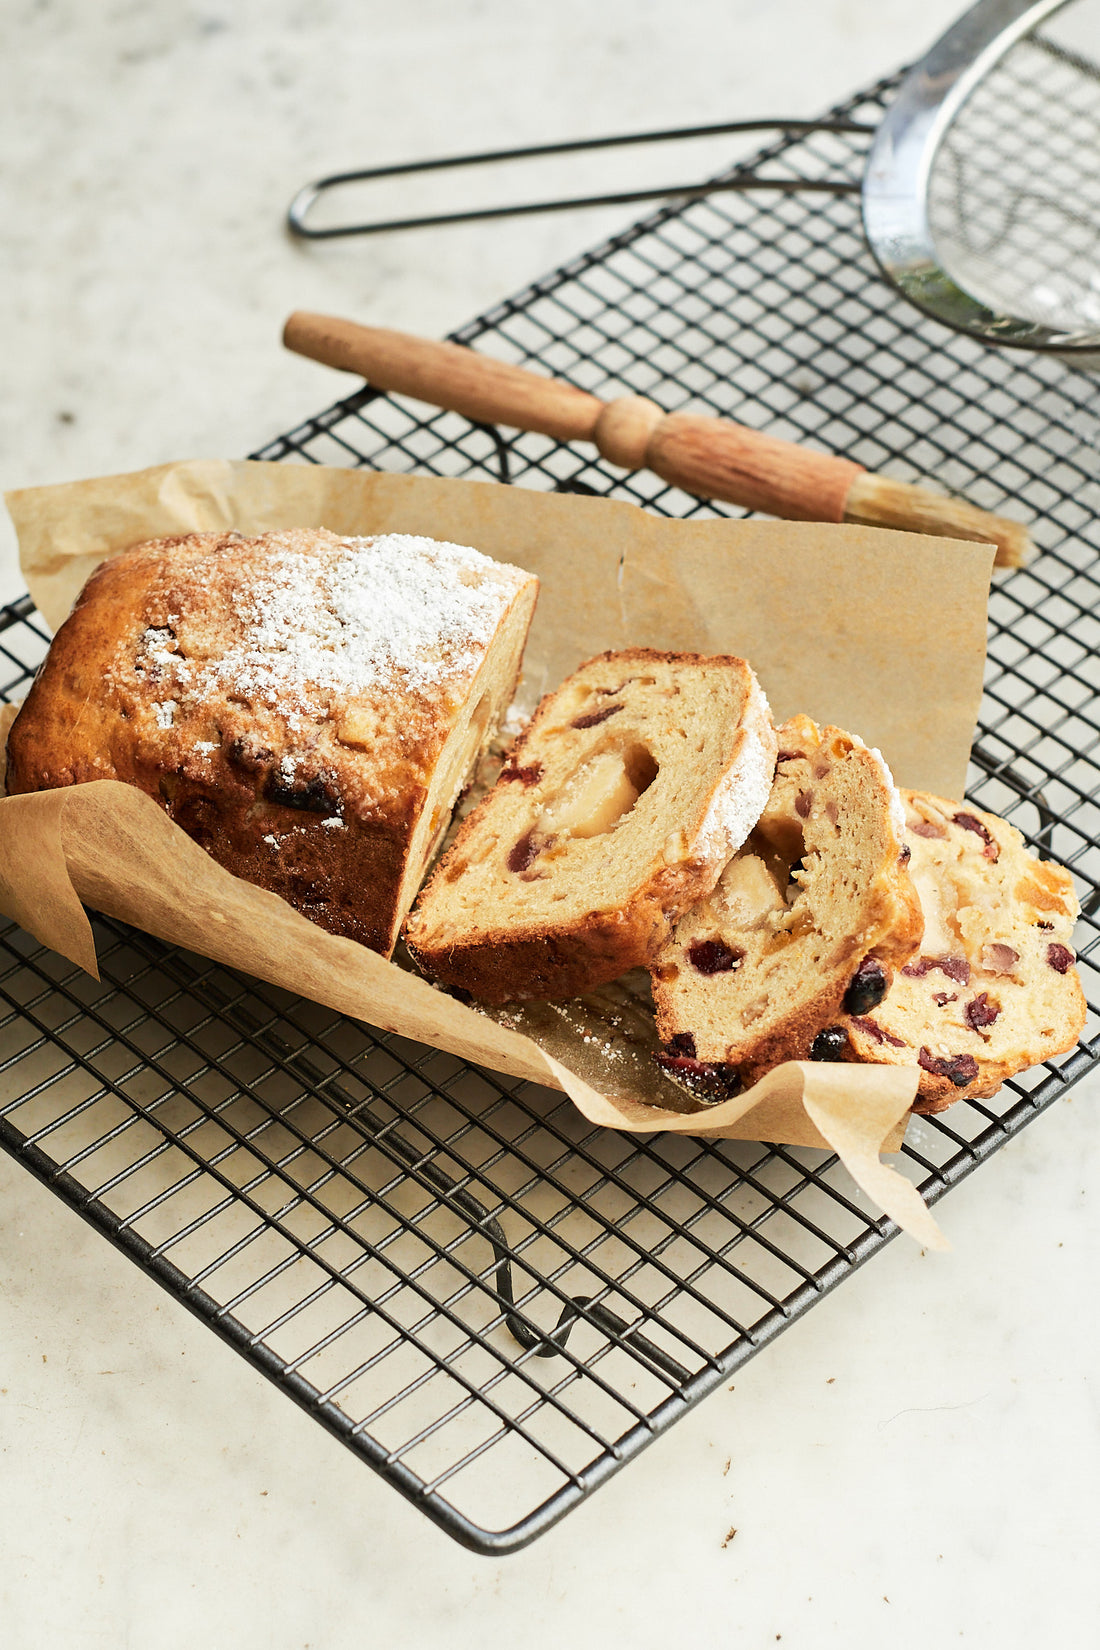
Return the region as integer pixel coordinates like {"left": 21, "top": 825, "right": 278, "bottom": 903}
{"left": 2, "top": 66, "right": 1098, "bottom": 1554}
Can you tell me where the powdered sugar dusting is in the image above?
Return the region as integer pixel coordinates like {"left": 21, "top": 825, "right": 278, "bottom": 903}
{"left": 869, "top": 745, "right": 907, "bottom": 845}
{"left": 500, "top": 701, "right": 529, "bottom": 738}
{"left": 691, "top": 678, "right": 777, "bottom": 866}
{"left": 141, "top": 628, "right": 192, "bottom": 688}
{"left": 136, "top": 532, "right": 526, "bottom": 718}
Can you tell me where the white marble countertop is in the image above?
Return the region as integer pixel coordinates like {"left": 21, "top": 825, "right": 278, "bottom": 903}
{"left": 2, "top": 3, "right": 1097, "bottom": 1645}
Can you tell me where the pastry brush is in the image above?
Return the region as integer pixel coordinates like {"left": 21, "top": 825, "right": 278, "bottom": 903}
{"left": 283, "top": 312, "right": 1031, "bottom": 567}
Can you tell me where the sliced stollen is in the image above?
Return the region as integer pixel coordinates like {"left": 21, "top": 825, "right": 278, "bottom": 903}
{"left": 403, "top": 648, "right": 777, "bottom": 1002}
{"left": 836, "top": 790, "right": 1086, "bottom": 1112}
{"left": 6, "top": 528, "right": 539, "bottom": 957}
{"left": 649, "top": 714, "right": 923, "bottom": 1098}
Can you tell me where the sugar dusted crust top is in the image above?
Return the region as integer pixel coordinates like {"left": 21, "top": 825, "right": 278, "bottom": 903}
{"left": 14, "top": 528, "right": 533, "bottom": 828}
{"left": 122, "top": 526, "right": 529, "bottom": 714}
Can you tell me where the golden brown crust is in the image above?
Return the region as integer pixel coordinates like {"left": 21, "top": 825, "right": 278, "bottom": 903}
{"left": 7, "top": 528, "right": 538, "bottom": 955}
{"left": 409, "top": 850, "right": 721, "bottom": 1003}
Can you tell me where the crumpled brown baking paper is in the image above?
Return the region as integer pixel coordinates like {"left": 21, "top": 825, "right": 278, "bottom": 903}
{"left": 1, "top": 460, "right": 997, "bottom": 1247}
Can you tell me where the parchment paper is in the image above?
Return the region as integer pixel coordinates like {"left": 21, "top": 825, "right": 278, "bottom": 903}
{"left": 0, "top": 460, "right": 997, "bottom": 1247}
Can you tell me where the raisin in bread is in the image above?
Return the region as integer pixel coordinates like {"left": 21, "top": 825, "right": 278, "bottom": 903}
{"left": 835, "top": 790, "right": 1086, "bottom": 1112}
{"left": 6, "top": 528, "right": 538, "bottom": 956}
{"left": 403, "top": 648, "right": 777, "bottom": 1001}
{"left": 649, "top": 715, "right": 923, "bottom": 1095}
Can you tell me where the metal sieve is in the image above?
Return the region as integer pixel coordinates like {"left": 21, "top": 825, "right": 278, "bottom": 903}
{"left": 863, "top": 0, "right": 1100, "bottom": 353}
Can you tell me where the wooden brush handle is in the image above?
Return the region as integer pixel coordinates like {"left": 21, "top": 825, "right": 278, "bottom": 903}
{"left": 594, "top": 398, "right": 862, "bottom": 521}
{"left": 283, "top": 312, "right": 605, "bottom": 444}
{"left": 283, "top": 312, "right": 863, "bottom": 521}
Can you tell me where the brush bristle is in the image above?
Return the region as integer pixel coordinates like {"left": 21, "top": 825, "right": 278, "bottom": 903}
{"left": 843, "top": 473, "right": 1031, "bottom": 569}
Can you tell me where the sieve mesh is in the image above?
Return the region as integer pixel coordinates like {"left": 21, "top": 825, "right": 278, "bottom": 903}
{"left": 928, "top": 6, "right": 1100, "bottom": 336}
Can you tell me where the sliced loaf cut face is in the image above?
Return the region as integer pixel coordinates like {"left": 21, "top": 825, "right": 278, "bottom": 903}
{"left": 403, "top": 648, "right": 777, "bottom": 1002}
{"left": 839, "top": 790, "right": 1086, "bottom": 1112}
{"left": 650, "top": 715, "right": 922, "bottom": 1093}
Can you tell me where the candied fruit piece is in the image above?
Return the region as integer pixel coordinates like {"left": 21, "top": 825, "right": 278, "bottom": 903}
{"left": 687, "top": 938, "right": 744, "bottom": 975}
{"left": 810, "top": 1026, "right": 849, "bottom": 1062}
{"left": 918, "top": 1048, "right": 979, "bottom": 1087}
{"left": 652, "top": 1052, "right": 741, "bottom": 1101}
{"left": 500, "top": 760, "right": 544, "bottom": 786}
{"left": 953, "top": 811, "right": 999, "bottom": 861}
{"left": 507, "top": 829, "right": 540, "bottom": 873}
{"left": 849, "top": 1015, "right": 907, "bottom": 1049}
{"left": 571, "top": 704, "right": 623, "bottom": 730}
{"left": 965, "top": 992, "right": 1000, "bottom": 1030}
{"left": 844, "top": 957, "right": 888, "bottom": 1016}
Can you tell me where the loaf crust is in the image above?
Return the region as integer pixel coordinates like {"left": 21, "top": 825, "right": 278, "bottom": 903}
{"left": 841, "top": 789, "right": 1086, "bottom": 1111}
{"left": 650, "top": 715, "right": 923, "bottom": 1092}
{"left": 6, "top": 528, "right": 538, "bottom": 955}
{"left": 404, "top": 648, "right": 777, "bottom": 1001}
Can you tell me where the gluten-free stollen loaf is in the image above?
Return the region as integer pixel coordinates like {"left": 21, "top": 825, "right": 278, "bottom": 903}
{"left": 5, "top": 527, "right": 539, "bottom": 955}
{"left": 404, "top": 648, "right": 778, "bottom": 1001}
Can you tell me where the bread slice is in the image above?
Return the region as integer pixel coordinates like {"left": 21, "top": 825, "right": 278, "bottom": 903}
{"left": 403, "top": 648, "right": 777, "bottom": 1001}
{"left": 6, "top": 528, "right": 538, "bottom": 956}
{"left": 649, "top": 715, "right": 923, "bottom": 1093}
{"left": 837, "top": 789, "right": 1086, "bottom": 1112}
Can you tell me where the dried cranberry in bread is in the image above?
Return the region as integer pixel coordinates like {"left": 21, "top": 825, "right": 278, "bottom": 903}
{"left": 837, "top": 790, "right": 1086, "bottom": 1112}
{"left": 6, "top": 528, "right": 538, "bottom": 956}
{"left": 650, "top": 715, "right": 922, "bottom": 1092}
{"left": 403, "top": 648, "right": 777, "bottom": 1002}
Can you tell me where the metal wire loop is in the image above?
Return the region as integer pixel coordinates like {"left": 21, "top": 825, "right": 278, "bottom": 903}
{"left": 286, "top": 118, "right": 872, "bottom": 239}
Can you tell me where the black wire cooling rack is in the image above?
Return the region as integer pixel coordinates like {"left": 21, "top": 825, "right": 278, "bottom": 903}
{"left": 2, "top": 68, "right": 1098, "bottom": 1554}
